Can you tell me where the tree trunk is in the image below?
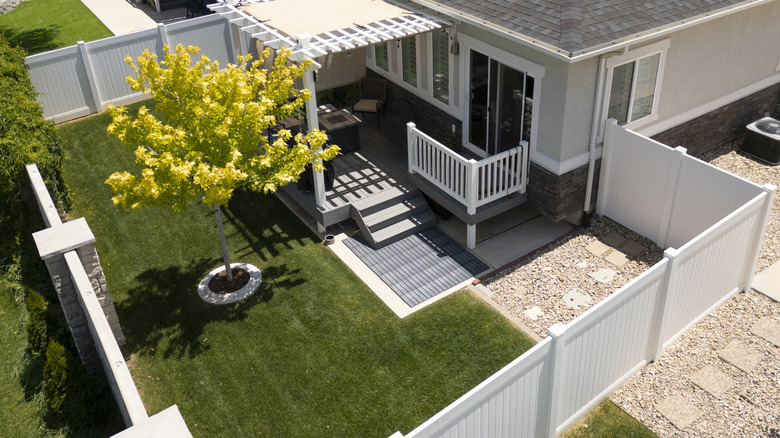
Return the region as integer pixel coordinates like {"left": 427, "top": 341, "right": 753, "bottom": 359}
{"left": 214, "top": 204, "right": 233, "bottom": 281}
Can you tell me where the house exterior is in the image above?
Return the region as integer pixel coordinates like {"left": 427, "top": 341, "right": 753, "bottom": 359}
{"left": 363, "top": 0, "right": 780, "bottom": 224}
{"left": 203, "top": 0, "right": 780, "bottom": 246}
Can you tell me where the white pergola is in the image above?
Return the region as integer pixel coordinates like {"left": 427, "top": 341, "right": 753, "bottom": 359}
{"left": 208, "top": 0, "right": 449, "bottom": 233}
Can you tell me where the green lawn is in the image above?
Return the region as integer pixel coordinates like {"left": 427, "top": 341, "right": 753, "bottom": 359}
{"left": 0, "top": 0, "right": 112, "bottom": 55}
{"left": 57, "top": 104, "right": 536, "bottom": 437}
{"left": 563, "top": 400, "right": 658, "bottom": 438}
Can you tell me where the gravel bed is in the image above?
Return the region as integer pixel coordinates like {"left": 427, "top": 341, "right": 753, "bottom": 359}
{"left": 483, "top": 216, "right": 664, "bottom": 339}
{"left": 611, "top": 290, "right": 780, "bottom": 437}
{"left": 699, "top": 140, "right": 780, "bottom": 272}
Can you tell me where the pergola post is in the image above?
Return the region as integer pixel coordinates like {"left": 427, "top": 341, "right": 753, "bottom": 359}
{"left": 298, "top": 35, "right": 326, "bottom": 234}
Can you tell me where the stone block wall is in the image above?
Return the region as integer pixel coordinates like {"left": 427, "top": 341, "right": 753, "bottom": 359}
{"left": 527, "top": 161, "right": 599, "bottom": 222}
{"left": 652, "top": 82, "right": 780, "bottom": 157}
{"left": 75, "top": 244, "right": 125, "bottom": 345}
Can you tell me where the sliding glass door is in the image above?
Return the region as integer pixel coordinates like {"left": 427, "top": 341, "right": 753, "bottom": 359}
{"left": 468, "top": 50, "right": 534, "bottom": 156}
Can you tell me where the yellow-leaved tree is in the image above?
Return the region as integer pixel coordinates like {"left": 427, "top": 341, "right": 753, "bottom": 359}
{"left": 106, "top": 44, "right": 339, "bottom": 282}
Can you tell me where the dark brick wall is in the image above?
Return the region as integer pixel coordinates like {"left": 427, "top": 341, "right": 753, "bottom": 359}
{"left": 367, "top": 70, "right": 463, "bottom": 149}
{"left": 652, "top": 82, "right": 780, "bottom": 157}
{"left": 527, "top": 160, "right": 600, "bottom": 222}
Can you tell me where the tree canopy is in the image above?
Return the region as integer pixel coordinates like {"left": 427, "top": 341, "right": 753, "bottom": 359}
{"left": 106, "top": 44, "right": 339, "bottom": 212}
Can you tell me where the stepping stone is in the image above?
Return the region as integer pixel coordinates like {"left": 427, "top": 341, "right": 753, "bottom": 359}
{"left": 563, "top": 289, "right": 592, "bottom": 308}
{"left": 585, "top": 240, "right": 610, "bottom": 256}
{"left": 751, "top": 317, "right": 780, "bottom": 346}
{"left": 622, "top": 240, "right": 646, "bottom": 257}
{"left": 576, "top": 261, "right": 588, "bottom": 269}
{"left": 691, "top": 365, "right": 734, "bottom": 398}
{"left": 589, "top": 268, "right": 616, "bottom": 283}
{"left": 657, "top": 394, "right": 702, "bottom": 430}
{"left": 718, "top": 340, "right": 763, "bottom": 373}
{"left": 524, "top": 306, "right": 543, "bottom": 321}
{"left": 602, "top": 232, "right": 626, "bottom": 248}
{"left": 605, "top": 250, "right": 629, "bottom": 268}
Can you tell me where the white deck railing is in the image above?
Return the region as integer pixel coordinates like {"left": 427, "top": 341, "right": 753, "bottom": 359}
{"left": 407, "top": 122, "right": 528, "bottom": 214}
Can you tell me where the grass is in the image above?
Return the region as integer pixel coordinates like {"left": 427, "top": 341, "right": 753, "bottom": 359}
{"left": 562, "top": 400, "right": 658, "bottom": 438}
{"left": 0, "top": 0, "right": 112, "bottom": 55}
{"left": 57, "top": 102, "right": 537, "bottom": 437}
{"left": 0, "top": 284, "right": 46, "bottom": 437}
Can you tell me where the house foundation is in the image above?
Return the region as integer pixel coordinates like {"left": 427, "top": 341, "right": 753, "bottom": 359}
{"left": 652, "top": 82, "right": 780, "bottom": 157}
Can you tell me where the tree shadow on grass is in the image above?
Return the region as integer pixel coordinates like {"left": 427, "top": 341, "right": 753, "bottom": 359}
{"left": 0, "top": 25, "right": 60, "bottom": 54}
{"left": 222, "top": 189, "right": 317, "bottom": 262}
{"left": 116, "top": 257, "right": 305, "bottom": 360}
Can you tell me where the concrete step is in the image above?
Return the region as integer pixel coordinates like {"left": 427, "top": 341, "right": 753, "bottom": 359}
{"left": 363, "top": 195, "right": 430, "bottom": 232}
{"left": 371, "top": 210, "right": 436, "bottom": 248}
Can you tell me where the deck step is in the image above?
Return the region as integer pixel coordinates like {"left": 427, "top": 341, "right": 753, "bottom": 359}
{"left": 350, "top": 187, "right": 435, "bottom": 249}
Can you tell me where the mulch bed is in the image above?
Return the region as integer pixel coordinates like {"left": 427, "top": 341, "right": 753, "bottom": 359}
{"left": 208, "top": 267, "right": 250, "bottom": 294}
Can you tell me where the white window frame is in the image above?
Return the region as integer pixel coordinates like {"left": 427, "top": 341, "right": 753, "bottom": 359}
{"left": 428, "top": 28, "right": 454, "bottom": 108}
{"left": 602, "top": 39, "right": 670, "bottom": 134}
{"left": 458, "top": 32, "right": 544, "bottom": 160}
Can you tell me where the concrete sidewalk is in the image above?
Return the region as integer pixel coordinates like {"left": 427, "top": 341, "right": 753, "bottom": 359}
{"left": 752, "top": 260, "right": 780, "bottom": 302}
{"left": 80, "top": 0, "right": 186, "bottom": 35}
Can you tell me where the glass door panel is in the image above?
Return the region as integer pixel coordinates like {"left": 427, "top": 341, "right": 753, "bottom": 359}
{"left": 468, "top": 50, "right": 534, "bottom": 156}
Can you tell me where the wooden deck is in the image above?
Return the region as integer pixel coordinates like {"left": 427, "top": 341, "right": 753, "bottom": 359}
{"left": 280, "top": 116, "right": 526, "bottom": 227}
{"left": 280, "top": 118, "right": 413, "bottom": 226}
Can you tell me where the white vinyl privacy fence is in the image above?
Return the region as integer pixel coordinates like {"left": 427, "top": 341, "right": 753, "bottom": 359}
{"left": 25, "top": 14, "right": 236, "bottom": 123}
{"left": 390, "top": 120, "right": 775, "bottom": 438}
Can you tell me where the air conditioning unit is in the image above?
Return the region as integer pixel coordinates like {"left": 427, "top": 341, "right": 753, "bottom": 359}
{"left": 741, "top": 117, "right": 780, "bottom": 165}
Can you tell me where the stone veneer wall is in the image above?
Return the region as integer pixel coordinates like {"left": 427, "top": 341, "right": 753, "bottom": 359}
{"left": 527, "top": 159, "right": 601, "bottom": 222}
{"left": 652, "top": 82, "right": 780, "bottom": 157}
{"left": 367, "top": 69, "right": 463, "bottom": 149}
{"left": 41, "top": 242, "right": 125, "bottom": 375}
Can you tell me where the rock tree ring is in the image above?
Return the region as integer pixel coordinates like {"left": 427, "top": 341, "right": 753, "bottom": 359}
{"left": 198, "top": 263, "right": 262, "bottom": 305}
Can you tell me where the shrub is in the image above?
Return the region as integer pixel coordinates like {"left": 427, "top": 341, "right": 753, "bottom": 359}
{"left": 0, "top": 34, "right": 70, "bottom": 266}
{"left": 25, "top": 289, "right": 48, "bottom": 356}
{"left": 43, "top": 339, "right": 67, "bottom": 424}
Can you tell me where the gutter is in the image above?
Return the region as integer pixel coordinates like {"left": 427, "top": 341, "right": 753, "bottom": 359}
{"left": 583, "top": 47, "right": 626, "bottom": 214}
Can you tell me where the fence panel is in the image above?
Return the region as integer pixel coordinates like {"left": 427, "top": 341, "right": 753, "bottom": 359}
{"left": 552, "top": 261, "right": 667, "bottom": 433}
{"left": 597, "top": 120, "right": 679, "bottom": 244}
{"left": 404, "top": 339, "right": 554, "bottom": 438}
{"left": 165, "top": 14, "right": 233, "bottom": 66}
{"left": 26, "top": 14, "right": 234, "bottom": 123}
{"left": 86, "top": 29, "right": 161, "bottom": 105}
{"left": 26, "top": 46, "right": 94, "bottom": 121}
{"left": 666, "top": 156, "right": 765, "bottom": 248}
{"left": 660, "top": 193, "right": 767, "bottom": 348}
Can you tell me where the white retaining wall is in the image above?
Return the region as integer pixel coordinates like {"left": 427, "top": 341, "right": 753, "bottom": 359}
{"left": 393, "top": 122, "right": 774, "bottom": 438}
{"left": 25, "top": 14, "right": 234, "bottom": 123}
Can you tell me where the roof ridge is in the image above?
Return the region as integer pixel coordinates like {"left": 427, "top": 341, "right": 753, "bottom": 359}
{"left": 559, "top": 0, "right": 583, "bottom": 52}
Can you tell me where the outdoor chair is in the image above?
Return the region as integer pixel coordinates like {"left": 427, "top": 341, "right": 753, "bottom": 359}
{"left": 351, "top": 77, "right": 386, "bottom": 130}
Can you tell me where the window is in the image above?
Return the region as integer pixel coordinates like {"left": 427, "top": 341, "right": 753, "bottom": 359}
{"left": 375, "top": 42, "right": 388, "bottom": 71}
{"left": 605, "top": 40, "right": 668, "bottom": 126}
{"left": 401, "top": 36, "right": 417, "bottom": 87}
{"left": 432, "top": 30, "right": 449, "bottom": 104}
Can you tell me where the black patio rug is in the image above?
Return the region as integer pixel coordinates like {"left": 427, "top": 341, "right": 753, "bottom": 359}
{"left": 343, "top": 226, "right": 489, "bottom": 307}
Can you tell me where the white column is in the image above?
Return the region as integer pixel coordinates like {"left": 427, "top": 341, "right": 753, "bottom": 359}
{"left": 466, "top": 224, "right": 476, "bottom": 249}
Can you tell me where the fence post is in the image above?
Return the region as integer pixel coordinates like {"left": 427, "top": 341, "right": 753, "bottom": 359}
{"left": 647, "top": 249, "right": 679, "bottom": 361}
{"left": 77, "top": 41, "right": 102, "bottom": 113}
{"left": 466, "top": 159, "right": 478, "bottom": 215}
{"left": 157, "top": 23, "right": 170, "bottom": 50}
{"left": 407, "top": 122, "right": 416, "bottom": 174}
{"left": 544, "top": 324, "right": 566, "bottom": 438}
{"left": 657, "top": 146, "right": 686, "bottom": 248}
{"left": 595, "top": 119, "right": 616, "bottom": 216}
{"left": 743, "top": 184, "right": 777, "bottom": 292}
{"left": 519, "top": 140, "right": 528, "bottom": 192}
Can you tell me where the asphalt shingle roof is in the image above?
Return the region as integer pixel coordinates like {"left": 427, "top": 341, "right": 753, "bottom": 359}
{"left": 419, "top": 0, "right": 755, "bottom": 54}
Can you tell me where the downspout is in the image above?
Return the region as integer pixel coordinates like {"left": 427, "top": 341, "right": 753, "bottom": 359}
{"left": 583, "top": 47, "right": 627, "bottom": 214}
